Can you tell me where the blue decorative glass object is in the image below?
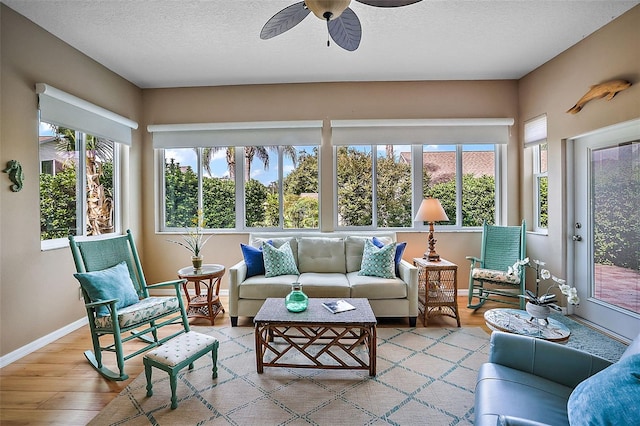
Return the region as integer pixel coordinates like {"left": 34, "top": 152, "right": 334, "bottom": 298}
{"left": 285, "top": 282, "right": 308, "bottom": 312}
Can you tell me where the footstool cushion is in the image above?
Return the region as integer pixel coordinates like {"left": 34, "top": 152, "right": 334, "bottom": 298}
{"left": 143, "top": 331, "right": 218, "bottom": 409}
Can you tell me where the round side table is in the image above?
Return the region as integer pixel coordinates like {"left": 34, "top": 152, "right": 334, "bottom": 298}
{"left": 177, "top": 264, "right": 225, "bottom": 325}
{"left": 484, "top": 308, "right": 571, "bottom": 343}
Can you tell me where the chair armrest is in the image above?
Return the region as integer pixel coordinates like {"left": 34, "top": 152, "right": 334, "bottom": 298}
{"left": 497, "top": 415, "right": 552, "bottom": 426}
{"left": 466, "top": 256, "right": 482, "bottom": 267}
{"left": 146, "top": 279, "right": 186, "bottom": 290}
{"left": 488, "top": 331, "right": 612, "bottom": 388}
{"left": 228, "top": 261, "right": 247, "bottom": 317}
{"left": 398, "top": 260, "right": 419, "bottom": 317}
{"left": 85, "top": 299, "right": 118, "bottom": 308}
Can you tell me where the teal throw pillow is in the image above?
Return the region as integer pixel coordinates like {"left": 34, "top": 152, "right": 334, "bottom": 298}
{"left": 262, "top": 241, "right": 300, "bottom": 278}
{"left": 73, "top": 261, "right": 140, "bottom": 317}
{"left": 359, "top": 239, "right": 396, "bottom": 279}
{"left": 567, "top": 353, "right": 640, "bottom": 426}
{"left": 372, "top": 236, "right": 407, "bottom": 276}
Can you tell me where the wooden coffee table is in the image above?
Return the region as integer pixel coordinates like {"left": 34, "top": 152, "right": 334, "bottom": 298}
{"left": 254, "top": 298, "right": 377, "bottom": 376}
{"left": 484, "top": 308, "right": 571, "bottom": 343}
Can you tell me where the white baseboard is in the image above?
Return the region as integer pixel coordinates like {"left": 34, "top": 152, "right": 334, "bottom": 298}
{"left": 0, "top": 317, "right": 88, "bottom": 368}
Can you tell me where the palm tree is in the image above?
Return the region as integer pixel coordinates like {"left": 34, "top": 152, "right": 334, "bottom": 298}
{"left": 53, "top": 126, "right": 114, "bottom": 236}
{"left": 202, "top": 146, "right": 298, "bottom": 181}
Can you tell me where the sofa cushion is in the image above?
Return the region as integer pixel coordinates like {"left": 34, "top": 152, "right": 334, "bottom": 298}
{"left": 372, "top": 236, "right": 407, "bottom": 277}
{"left": 345, "top": 235, "right": 394, "bottom": 273}
{"left": 262, "top": 241, "right": 300, "bottom": 278}
{"left": 359, "top": 239, "right": 396, "bottom": 279}
{"left": 297, "top": 237, "right": 346, "bottom": 273}
{"left": 240, "top": 241, "right": 271, "bottom": 278}
{"left": 251, "top": 236, "right": 299, "bottom": 266}
{"left": 238, "top": 276, "right": 296, "bottom": 299}
{"left": 297, "top": 273, "right": 350, "bottom": 297}
{"left": 567, "top": 353, "right": 640, "bottom": 426}
{"left": 347, "top": 272, "right": 407, "bottom": 299}
{"left": 73, "top": 261, "right": 140, "bottom": 317}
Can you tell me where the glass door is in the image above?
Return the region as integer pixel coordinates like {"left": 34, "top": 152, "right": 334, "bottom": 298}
{"left": 570, "top": 119, "right": 640, "bottom": 341}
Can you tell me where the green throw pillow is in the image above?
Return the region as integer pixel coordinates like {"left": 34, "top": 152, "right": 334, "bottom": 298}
{"left": 359, "top": 239, "right": 396, "bottom": 279}
{"left": 262, "top": 241, "right": 300, "bottom": 278}
{"left": 73, "top": 261, "right": 140, "bottom": 317}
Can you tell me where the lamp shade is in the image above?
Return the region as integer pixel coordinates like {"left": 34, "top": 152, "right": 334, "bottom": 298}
{"left": 414, "top": 198, "right": 449, "bottom": 223}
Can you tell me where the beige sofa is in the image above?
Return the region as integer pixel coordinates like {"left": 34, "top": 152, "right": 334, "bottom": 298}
{"left": 228, "top": 232, "right": 419, "bottom": 327}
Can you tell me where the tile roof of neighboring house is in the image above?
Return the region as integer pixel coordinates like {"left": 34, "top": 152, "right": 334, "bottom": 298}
{"left": 399, "top": 151, "right": 495, "bottom": 184}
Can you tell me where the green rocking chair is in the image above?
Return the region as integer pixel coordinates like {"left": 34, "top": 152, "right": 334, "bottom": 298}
{"left": 69, "top": 230, "right": 190, "bottom": 381}
{"left": 467, "top": 221, "right": 527, "bottom": 310}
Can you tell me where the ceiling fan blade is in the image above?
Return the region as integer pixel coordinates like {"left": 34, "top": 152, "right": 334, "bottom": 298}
{"left": 328, "top": 8, "right": 362, "bottom": 51}
{"left": 260, "top": 1, "right": 311, "bottom": 40}
{"left": 355, "top": 0, "right": 422, "bottom": 7}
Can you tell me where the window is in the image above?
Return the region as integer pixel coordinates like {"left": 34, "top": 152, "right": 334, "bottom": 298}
{"left": 39, "top": 122, "right": 118, "bottom": 241}
{"left": 533, "top": 143, "right": 548, "bottom": 230}
{"left": 155, "top": 119, "right": 511, "bottom": 232}
{"left": 152, "top": 121, "right": 322, "bottom": 231}
{"left": 336, "top": 145, "right": 413, "bottom": 228}
{"left": 332, "top": 119, "right": 510, "bottom": 230}
{"left": 161, "top": 144, "right": 319, "bottom": 231}
{"left": 524, "top": 114, "right": 548, "bottom": 232}
{"left": 36, "top": 84, "right": 137, "bottom": 247}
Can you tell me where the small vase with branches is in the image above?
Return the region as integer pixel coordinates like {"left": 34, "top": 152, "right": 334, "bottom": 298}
{"left": 167, "top": 210, "right": 212, "bottom": 269}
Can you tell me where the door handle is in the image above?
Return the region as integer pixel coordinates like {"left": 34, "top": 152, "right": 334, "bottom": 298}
{"left": 572, "top": 235, "right": 582, "bottom": 242}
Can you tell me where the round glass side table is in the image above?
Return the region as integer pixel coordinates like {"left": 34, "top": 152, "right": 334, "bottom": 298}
{"left": 484, "top": 308, "right": 571, "bottom": 343}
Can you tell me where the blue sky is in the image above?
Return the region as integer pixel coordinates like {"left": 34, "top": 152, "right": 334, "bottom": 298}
{"left": 166, "top": 144, "right": 493, "bottom": 185}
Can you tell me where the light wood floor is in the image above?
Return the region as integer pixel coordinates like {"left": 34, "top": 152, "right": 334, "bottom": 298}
{"left": 0, "top": 295, "right": 493, "bottom": 425}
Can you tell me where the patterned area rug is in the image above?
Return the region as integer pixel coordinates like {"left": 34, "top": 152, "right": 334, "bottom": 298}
{"left": 90, "top": 326, "right": 490, "bottom": 425}
{"left": 552, "top": 314, "right": 627, "bottom": 362}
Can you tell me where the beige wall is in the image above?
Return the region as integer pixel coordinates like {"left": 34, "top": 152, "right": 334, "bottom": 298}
{"left": 0, "top": 5, "right": 142, "bottom": 356}
{"left": 519, "top": 5, "right": 639, "bottom": 285}
{"left": 141, "top": 80, "right": 520, "bottom": 290}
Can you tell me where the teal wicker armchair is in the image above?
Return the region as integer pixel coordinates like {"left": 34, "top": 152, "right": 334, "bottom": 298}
{"left": 69, "top": 230, "right": 190, "bottom": 381}
{"left": 467, "top": 221, "right": 526, "bottom": 310}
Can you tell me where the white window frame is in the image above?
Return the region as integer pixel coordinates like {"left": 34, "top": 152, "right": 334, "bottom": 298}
{"left": 37, "top": 83, "right": 135, "bottom": 250}
{"left": 524, "top": 114, "right": 548, "bottom": 234}
{"left": 158, "top": 144, "right": 321, "bottom": 232}
{"left": 331, "top": 118, "right": 511, "bottom": 230}
{"left": 533, "top": 143, "right": 548, "bottom": 233}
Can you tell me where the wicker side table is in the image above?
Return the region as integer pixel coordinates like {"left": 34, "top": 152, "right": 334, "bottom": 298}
{"left": 413, "top": 258, "right": 460, "bottom": 327}
{"left": 177, "top": 264, "right": 225, "bottom": 325}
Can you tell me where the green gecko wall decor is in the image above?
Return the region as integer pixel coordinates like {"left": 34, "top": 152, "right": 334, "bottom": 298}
{"left": 3, "top": 160, "right": 24, "bottom": 192}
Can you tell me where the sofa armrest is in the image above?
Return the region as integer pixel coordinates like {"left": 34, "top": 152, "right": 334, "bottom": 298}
{"left": 488, "top": 331, "right": 612, "bottom": 388}
{"left": 398, "top": 260, "right": 419, "bottom": 317}
{"left": 228, "top": 261, "right": 247, "bottom": 317}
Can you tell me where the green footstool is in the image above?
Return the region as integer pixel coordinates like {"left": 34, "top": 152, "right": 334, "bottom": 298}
{"left": 143, "top": 331, "right": 218, "bottom": 409}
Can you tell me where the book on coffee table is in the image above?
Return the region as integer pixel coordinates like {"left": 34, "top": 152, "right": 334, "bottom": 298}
{"left": 322, "top": 299, "right": 356, "bottom": 314}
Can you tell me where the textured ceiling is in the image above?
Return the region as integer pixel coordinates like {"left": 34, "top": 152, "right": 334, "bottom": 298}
{"left": 3, "top": 0, "right": 638, "bottom": 88}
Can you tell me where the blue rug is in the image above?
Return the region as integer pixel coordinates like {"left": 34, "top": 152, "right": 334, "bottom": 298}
{"left": 551, "top": 314, "right": 627, "bottom": 362}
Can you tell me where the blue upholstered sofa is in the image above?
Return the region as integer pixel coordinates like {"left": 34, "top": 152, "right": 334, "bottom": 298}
{"left": 475, "top": 330, "right": 640, "bottom": 425}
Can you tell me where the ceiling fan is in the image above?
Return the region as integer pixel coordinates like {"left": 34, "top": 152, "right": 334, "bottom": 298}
{"left": 260, "top": 0, "right": 423, "bottom": 51}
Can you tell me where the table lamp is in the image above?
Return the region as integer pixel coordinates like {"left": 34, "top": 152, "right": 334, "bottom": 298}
{"left": 414, "top": 198, "right": 449, "bottom": 261}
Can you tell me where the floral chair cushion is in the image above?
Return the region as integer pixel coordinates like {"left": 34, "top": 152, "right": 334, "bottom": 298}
{"left": 94, "top": 296, "right": 180, "bottom": 329}
{"left": 472, "top": 268, "right": 521, "bottom": 285}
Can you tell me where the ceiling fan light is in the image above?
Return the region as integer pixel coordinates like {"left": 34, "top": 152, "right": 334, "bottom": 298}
{"left": 305, "top": 0, "right": 351, "bottom": 20}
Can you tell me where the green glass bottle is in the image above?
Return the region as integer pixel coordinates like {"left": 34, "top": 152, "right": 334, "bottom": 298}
{"left": 285, "top": 282, "right": 308, "bottom": 312}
